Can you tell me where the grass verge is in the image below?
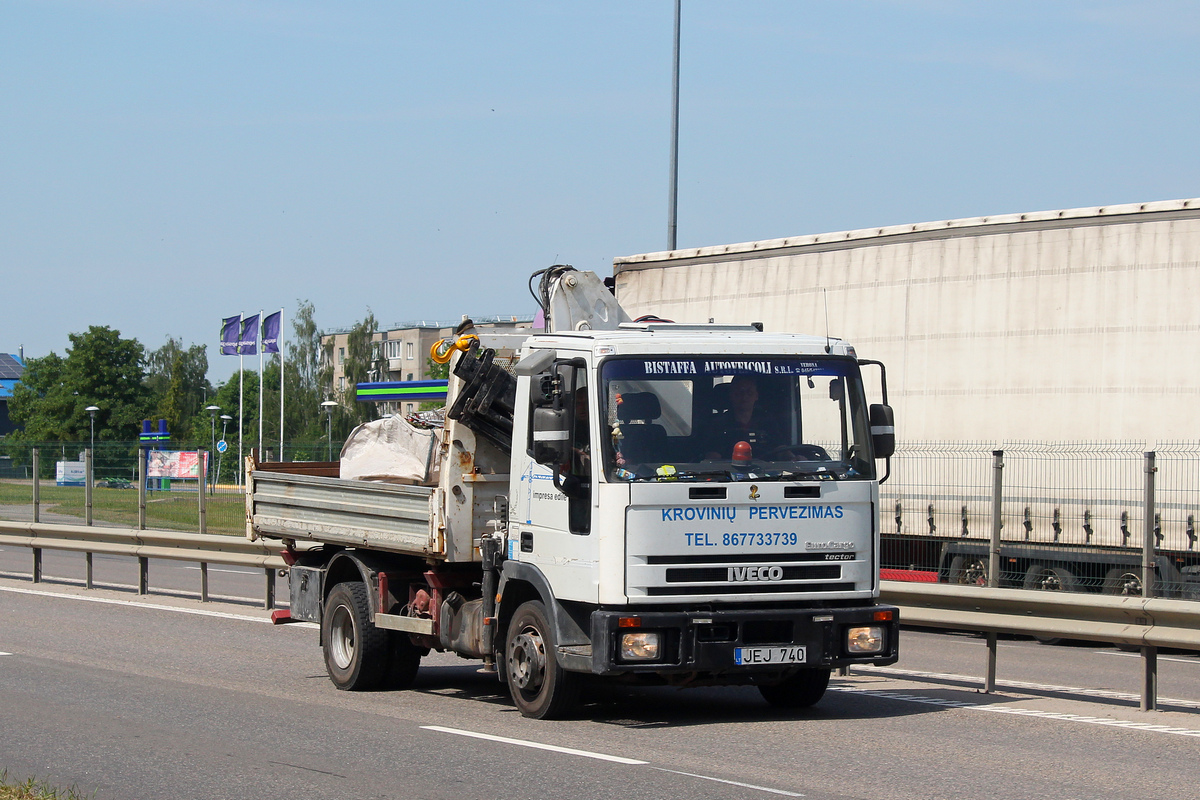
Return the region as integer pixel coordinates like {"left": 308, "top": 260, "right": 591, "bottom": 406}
{"left": 0, "top": 771, "right": 90, "bottom": 800}
{"left": 0, "top": 480, "right": 244, "bottom": 536}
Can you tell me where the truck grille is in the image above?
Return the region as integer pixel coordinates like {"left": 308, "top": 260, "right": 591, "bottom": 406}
{"left": 665, "top": 565, "right": 841, "bottom": 582}
{"left": 646, "top": 581, "right": 855, "bottom": 596}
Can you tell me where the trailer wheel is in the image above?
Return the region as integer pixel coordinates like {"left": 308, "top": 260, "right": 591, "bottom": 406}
{"left": 1102, "top": 568, "right": 1142, "bottom": 597}
{"left": 948, "top": 555, "right": 989, "bottom": 586}
{"left": 505, "top": 600, "right": 579, "bottom": 719}
{"left": 323, "top": 581, "right": 389, "bottom": 691}
{"left": 1022, "top": 564, "right": 1077, "bottom": 592}
{"left": 758, "top": 667, "right": 831, "bottom": 709}
{"left": 1022, "top": 565, "right": 1077, "bottom": 645}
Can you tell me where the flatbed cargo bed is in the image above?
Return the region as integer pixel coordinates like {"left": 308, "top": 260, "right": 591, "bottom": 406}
{"left": 248, "top": 470, "right": 440, "bottom": 557}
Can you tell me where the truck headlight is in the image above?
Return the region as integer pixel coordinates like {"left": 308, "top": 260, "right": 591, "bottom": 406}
{"left": 620, "top": 632, "right": 661, "bottom": 661}
{"left": 846, "top": 626, "right": 885, "bottom": 654}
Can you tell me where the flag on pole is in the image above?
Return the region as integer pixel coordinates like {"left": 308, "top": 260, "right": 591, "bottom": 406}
{"left": 239, "top": 314, "right": 259, "bottom": 355}
{"left": 221, "top": 316, "right": 240, "bottom": 355}
{"left": 262, "top": 311, "right": 282, "bottom": 354}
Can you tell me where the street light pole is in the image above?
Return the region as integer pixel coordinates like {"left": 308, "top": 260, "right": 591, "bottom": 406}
{"left": 85, "top": 406, "right": 99, "bottom": 453}
{"left": 321, "top": 400, "right": 338, "bottom": 461}
{"left": 205, "top": 405, "right": 220, "bottom": 494}
{"left": 84, "top": 405, "right": 99, "bottom": 487}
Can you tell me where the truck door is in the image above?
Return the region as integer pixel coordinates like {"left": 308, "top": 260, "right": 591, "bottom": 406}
{"left": 513, "top": 357, "right": 598, "bottom": 603}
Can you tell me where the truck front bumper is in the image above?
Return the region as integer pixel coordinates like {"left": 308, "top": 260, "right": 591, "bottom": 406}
{"left": 588, "top": 605, "right": 899, "bottom": 677}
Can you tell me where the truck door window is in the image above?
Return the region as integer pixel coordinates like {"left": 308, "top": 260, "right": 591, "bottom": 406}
{"left": 567, "top": 371, "right": 591, "bottom": 534}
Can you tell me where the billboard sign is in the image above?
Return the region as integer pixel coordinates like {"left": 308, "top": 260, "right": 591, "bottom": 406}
{"left": 146, "top": 451, "right": 208, "bottom": 479}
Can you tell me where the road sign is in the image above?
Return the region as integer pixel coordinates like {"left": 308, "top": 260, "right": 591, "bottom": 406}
{"left": 216, "top": 440, "right": 228, "bottom": 453}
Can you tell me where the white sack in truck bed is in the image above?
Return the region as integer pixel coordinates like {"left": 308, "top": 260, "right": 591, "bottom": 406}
{"left": 339, "top": 415, "right": 441, "bottom": 485}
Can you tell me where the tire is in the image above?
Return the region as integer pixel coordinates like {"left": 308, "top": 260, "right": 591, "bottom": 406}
{"left": 323, "top": 582, "right": 390, "bottom": 691}
{"left": 386, "top": 631, "right": 424, "bottom": 689}
{"left": 505, "top": 600, "right": 579, "bottom": 719}
{"left": 1102, "top": 567, "right": 1142, "bottom": 597}
{"left": 758, "top": 667, "right": 832, "bottom": 709}
{"left": 1022, "top": 564, "right": 1077, "bottom": 592}
{"left": 1022, "top": 565, "right": 1077, "bottom": 645}
{"left": 948, "top": 555, "right": 988, "bottom": 586}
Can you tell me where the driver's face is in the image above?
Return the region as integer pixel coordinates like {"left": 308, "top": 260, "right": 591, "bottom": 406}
{"left": 729, "top": 378, "right": 758, "bottom": 411}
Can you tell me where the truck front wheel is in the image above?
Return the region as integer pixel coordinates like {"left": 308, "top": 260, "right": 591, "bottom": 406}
{"left": 759, "top": 667, "right": 831, "bottom": 709}
{"left": 505, "top": 600, "right": 579, "bottom": 719}
{"left": 323, "top": 581, "right": 389, "bottom": 691}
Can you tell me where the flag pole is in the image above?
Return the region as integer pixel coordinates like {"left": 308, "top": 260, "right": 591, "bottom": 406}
{"left": 258, "top": 308, "right": 264, "bottom": 460}
{"left": 279, "top": 306, "right": 285, "bottom": 461}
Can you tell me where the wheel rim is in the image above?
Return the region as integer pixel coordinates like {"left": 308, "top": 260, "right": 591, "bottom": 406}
{"left": 960, "top": 559, "right": 987, "bottom": 586}
{"left": 1035, "top": 570, "right": 1062, "bottom": 590}
{"left": 1113, "top": 572, "right": 1142, "bottom": 596}
{"left": 508, "top": 626, "right": 546, "bottom": 693}
{"left": 329, "top": 604, "right": 356, "bottom": 669}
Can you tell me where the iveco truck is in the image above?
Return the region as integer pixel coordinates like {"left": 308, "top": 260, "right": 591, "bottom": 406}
{"left": 247, "top": 265, "right": 899, "bottom": 718}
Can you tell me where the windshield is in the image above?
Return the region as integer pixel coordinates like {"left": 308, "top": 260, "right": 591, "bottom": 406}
{"left": 601, "top": 356, "right": 874, "bottom": 482}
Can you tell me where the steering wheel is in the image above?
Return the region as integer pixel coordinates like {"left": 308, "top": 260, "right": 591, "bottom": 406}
{"left": 763, "top": 444, "right": 831, "bottom": 461}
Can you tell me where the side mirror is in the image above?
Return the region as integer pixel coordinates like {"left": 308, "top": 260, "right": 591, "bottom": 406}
{"left": 869, "top": 404, "right": 895, "bottom": 459}
{"left": 531, "top": 406, "right": 570, "bottom": 466}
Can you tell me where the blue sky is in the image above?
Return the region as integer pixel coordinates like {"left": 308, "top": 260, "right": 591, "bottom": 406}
{"left": 5, "top": 1, "right": 1200, "bottom": 381}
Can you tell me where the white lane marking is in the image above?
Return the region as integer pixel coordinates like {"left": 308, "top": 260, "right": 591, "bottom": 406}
{"left": 856, "top": 665, "right": 1200, "bottom": 709}
{"left": 180, "top": 566, "right": 260, "bottom": 575}
{"left": 0, "top": 652, "right": 12, "bottom": 656}
{"left": 651, "top": 768, "right": 804, "bottom": 797}
{"left": 422, "top": 725, "right": 802, "bottom": 795}
{"left": 0, "top": 585, "right": 318, "bottom": 628}
{"left": 421, "top": 725, "right": 647, "bottom": 765}
{"left": 833, "top": 687, "right": 1200, "bottom": 738}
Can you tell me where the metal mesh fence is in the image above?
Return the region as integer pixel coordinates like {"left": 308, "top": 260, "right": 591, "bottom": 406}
{"left": 881, "top": 442, "right": 1200, "bottom": 599}
{"left": 4, "top": 438, "right": 1199, "bottom": 598}
{"left": 0, "top": 440, "right": 331, "bottom": 537}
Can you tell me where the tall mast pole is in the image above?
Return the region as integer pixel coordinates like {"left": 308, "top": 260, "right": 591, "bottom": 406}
{"left": 667, "top": 0, "right": 681, "bottom": 252}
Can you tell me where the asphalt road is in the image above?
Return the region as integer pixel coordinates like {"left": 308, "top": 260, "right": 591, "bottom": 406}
{"left": 1, "top": 550, "right": 1199, "bottom": 800}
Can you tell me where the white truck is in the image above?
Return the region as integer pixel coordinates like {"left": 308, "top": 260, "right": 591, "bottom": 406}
{"left": 247, "top": 266, "right": 899, "bottom": 718}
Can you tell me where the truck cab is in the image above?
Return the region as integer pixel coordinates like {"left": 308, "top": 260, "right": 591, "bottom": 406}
{"left": 497, "top": 323, "right": 899, "bottom": 715}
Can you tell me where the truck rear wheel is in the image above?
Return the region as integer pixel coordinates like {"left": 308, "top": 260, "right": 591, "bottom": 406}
{"left": 505, "top": 600, "right": 579, "bottom": 719}
{"left": 759, "top": 667, "right": 831, "bottom": 708}
{"left": 323, "top": 581, "right": 389, "bottom": 691}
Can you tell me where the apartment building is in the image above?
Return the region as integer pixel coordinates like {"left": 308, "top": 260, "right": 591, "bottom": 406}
{"left": 322, "top": 316, "right": 533, "bottom": 414}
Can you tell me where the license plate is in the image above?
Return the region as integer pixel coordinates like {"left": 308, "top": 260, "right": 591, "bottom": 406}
{"left": 734, "top": 645, "right": 807, "bottom": 665}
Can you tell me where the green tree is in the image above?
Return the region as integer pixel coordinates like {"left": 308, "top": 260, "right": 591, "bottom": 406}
{"left": 285, "top": 299, "right": 328, "bottom": 439}
{"left": 426, "top": 354, "right": 449, "bottom": 380}
{"left": 419, "top": 355, "right": 449, "bottom": 412}
{"left": 341, "top": 310, "right": 379, "bottom": 426}
{"left": 209, "top": 369, "right": 261, "bottom": 479}
{"left": 9, "top": 326, "right": 151, "bottom": 442}
{"left": 145, "top": 337, "right": 211, "bottom": 438}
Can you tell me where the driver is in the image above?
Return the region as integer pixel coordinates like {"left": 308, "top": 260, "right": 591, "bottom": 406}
{"left": 704, "top": 375, "right": 785, "bottom": 460}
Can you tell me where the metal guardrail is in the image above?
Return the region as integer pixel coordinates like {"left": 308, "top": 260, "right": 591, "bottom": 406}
{"left": 0, "top": 520, "right": 286, "bottom": 608}
{"left": 881, "top": 579, "right": 1200, "bottom": 710}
